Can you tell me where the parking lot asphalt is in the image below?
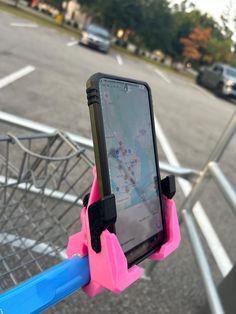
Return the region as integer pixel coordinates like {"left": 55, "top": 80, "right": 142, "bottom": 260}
{"left": 0, "top": 9, "right": 236, "bottom": 314}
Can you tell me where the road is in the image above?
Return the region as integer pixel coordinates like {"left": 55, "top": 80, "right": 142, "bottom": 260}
{"left": 0, "top": 9, "right": 236, "bottom": 314}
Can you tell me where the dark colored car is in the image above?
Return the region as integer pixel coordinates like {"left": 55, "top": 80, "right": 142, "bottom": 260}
{"left": 79, "top": 24, "right": 111, "bottom": 53}
{"left": 197, "top": 63, "right": 236, "bottom": 98}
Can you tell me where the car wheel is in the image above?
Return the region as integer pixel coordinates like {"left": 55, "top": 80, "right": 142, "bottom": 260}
{"left": 215, "top": 82, "right": 224, "bottom": 97}
{"left": 196, "top": 74, "right": 202, "bottom": 85}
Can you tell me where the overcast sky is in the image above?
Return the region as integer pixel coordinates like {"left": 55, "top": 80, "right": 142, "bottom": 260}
{"left": 171, "top": 0, "right": 235, "bottom": 23}
{"left": 170, "top": 0, "right": 236, "bottom": 39}
{"left": 191, "top": 0, "right": 233, "bottom": 22}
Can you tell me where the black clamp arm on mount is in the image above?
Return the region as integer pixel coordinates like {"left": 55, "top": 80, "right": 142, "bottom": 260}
{"left": 83, "top": 175, "right": 176, "bottom": 253}
{"left": 161, "top": 175, "right": 176, "bottom": 199}
{"left": 87, "top": 195, "right": 117, "bottom": 253}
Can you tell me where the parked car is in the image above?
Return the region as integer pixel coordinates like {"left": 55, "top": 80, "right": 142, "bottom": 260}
{"left": 196, "top": 63, "right": 236, "bottom": 98}
{"left": 79, "top": 24, "right": 111, "bottom": 53}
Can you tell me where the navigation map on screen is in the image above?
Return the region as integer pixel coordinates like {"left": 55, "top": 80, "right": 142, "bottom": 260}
{"left": 99, "top": 78, "right": 163, "bottom": 253}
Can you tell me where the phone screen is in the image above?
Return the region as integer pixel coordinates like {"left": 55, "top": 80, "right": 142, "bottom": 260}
{"left": 99, "top": 78, "right": 163, "bottom": 257}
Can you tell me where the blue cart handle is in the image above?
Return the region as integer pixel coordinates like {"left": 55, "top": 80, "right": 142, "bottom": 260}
{"left": 0, "top": 256, "right": 90, "bottom": 314}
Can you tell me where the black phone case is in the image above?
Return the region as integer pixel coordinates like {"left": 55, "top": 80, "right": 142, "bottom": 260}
{"left": 86, "top": 72, "right": 166, "bottom": 266}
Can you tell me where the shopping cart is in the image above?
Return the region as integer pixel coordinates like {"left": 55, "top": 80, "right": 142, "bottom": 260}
{"left": 0, "top": 130, "right": 94, "bottom": 312}
{"left": 1, "top": 110, "right": 234, "bottom": 314}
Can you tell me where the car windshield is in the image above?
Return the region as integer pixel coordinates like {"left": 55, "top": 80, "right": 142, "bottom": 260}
{"left": 86, "top": 24, "right": 110, "bottom": 40}
{"left": 226, "top": 67, "right": 236, "bottom": 78}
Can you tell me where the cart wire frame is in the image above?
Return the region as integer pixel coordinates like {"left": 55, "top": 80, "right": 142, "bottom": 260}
{"left": 0, "top": 110, "right": 236, "bottom": 313}
{"left": 0, "top": 131, "right": 94, "bottom": 292}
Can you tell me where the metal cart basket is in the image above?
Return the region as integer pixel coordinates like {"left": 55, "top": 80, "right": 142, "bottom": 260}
{"left": 0, "top": 131, "right": 94, "bottom": 293}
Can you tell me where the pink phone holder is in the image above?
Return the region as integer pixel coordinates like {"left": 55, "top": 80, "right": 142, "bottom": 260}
{"left": 67, "top": 167, "right": 181, "bottom": 297}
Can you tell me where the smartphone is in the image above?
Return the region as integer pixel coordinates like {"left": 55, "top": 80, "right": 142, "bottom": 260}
{"left": 86, "top": 73, "right": 166, "bottom": 267}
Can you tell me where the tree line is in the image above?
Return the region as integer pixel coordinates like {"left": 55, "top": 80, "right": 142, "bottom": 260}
{"left": 77, "top": 0, "right": 236, "bottom": 68}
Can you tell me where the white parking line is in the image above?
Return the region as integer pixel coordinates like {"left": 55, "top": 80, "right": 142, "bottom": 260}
{"left": 67, "top": 41, "right": 78, "bottom": 47}
{"left": 154, "top": 115, "right": 233, "bottom": 277}
{"left": 0, "top": 65, "right": 35, "bottom": 89}
{"left": 155, "top": 69, "right": 171, "bottom": 84}
{"left": 10, "top": 22, "right": 38, "bottom": 28}
{"left": 116, "top": 54, "right": 123, "bottom": 65}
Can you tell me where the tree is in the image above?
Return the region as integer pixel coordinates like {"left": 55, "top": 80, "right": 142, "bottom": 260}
{"left": 79, "top": 0, "right": 142, "bottom": 32}
{"left": 180, "top": 27, "right": 211, "bottom": 61}
{"left": 137, "top": 0, "right": 174, "bottom": 53}
{"left": 204, "top": 38, "right": 233, "bottom": 64}
{"left": 220, "top": 1, "right": 235, "bottom": 40}
{"left": 171, "top": 8, "right": 224, "bottom": 60}
{"left": 172, "top": 0, "right": 196, "bottom": 13}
